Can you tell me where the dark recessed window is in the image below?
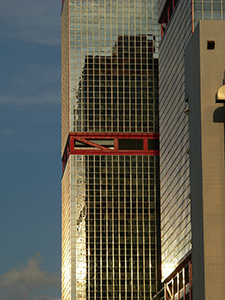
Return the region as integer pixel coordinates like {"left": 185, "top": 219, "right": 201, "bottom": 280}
{"left": 148, "top": 139, "right": 159, "bottom": 150}
{"left": 119, "top": 139, "right": 143, "bottom": 150}
{"left": 207, "top": 41, "right": 215, "bottom": 50}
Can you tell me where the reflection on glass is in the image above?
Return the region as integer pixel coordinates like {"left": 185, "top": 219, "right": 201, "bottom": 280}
{"left": 61, "top": 0, "right": 160, "bottom": 299}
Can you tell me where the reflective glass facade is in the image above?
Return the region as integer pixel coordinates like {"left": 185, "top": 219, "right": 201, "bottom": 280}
{"left": 64, "top": 154, "right": 161, "bottom": 300}
{"left": 159, "top": 0, "right": 225, "bottom": 26}
{"left": 158, "top": 0, "right": 192, "bottom": 282}
{"left": 61, "top": 0, "right": 160, "bottom": 151}
{"left": 193, "top": 1, "right": 225, "bottom": 27}
{"left": 61, "top": 0, "right": 161, "bottom": 299}
{"left": 158, "top": 0, "right": 225, "bottom": 284}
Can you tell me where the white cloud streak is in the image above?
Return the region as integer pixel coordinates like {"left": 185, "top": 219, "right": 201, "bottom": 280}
{"left": 0, "top": 0, "right": 61, "bottom": 45}
{"left": 0, "top": 253, "right": 60, "bottom": 300}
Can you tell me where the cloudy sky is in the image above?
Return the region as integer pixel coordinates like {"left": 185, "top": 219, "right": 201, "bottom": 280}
{"left": 0, "top": 1, "right": 62, "bottom": 299}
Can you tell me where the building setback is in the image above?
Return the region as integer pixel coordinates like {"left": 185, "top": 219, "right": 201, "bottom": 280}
{"left": 158, "top": 1, "right": 225, "bottom": 299}
{"left": 61, "top": 1, "right": 161, "bottom": 300}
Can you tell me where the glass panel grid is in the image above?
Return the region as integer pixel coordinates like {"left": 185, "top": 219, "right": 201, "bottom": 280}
{"left": 65, "top": 0, "right": 160, "bottom": 134}
{"left": 61, "top": 0, "right": 161, "bottom": 299}
{"left": 62, "top": 154, "right": 161, "bottom": 300}
{"left": 80, "top": 155, "right": 160, "bottom": 300}
{"left": 159, "top": 0, "right": 192, "bottom": 281}
{"left": 193, "top": 0, "right": 225, "bottom": 27}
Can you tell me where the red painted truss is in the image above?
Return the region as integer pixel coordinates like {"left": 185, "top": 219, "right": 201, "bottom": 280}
{"left": 62, "top": 132, "right": 159, "bottom": 172}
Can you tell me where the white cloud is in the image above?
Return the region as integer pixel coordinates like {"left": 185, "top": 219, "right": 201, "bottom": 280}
{"left": 0, "top": 0, "right": 61, "bottom": 45}
{"left": 0, "top": 253, "right": 60, "bottom": 300}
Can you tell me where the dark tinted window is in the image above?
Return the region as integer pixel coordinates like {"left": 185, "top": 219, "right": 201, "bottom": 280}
{"left": 119, "top": 139, "right": 143, "bottom": 150}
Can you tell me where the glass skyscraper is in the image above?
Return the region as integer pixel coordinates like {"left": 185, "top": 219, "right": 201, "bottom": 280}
{"left": 61, "top": 1, "right": 161, "bottom": 300}
{"left": 158, "top": 0, "right": 225, "bottom": 299}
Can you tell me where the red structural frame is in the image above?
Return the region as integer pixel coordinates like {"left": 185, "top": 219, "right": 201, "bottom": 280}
{"left": 159, "top": 0, "right": 194, "bottom": 38}
{"left": 159, "top": 0, "right": 180, "bottom": 38}
{"left": 62, "top": 132, "right": 159, "bottom": 172}
{"left": 191, "top": 0, "right": 194, "bottom": 33}
{"left": 164, "top": 253, "right": 192, "bottom": 300}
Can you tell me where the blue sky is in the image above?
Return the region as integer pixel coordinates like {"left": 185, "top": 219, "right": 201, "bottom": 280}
{"left": 0, "top": 1, "right": 62, "bottom": 299}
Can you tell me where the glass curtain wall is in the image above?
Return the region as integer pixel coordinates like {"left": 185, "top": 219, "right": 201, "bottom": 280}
{"left": 61, "top": 0, "right": 160, "bottom": 299}
{"left": 61, "top": 0, "right": 160, "bottom": 147}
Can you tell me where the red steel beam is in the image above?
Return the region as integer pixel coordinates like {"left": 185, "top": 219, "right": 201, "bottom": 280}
{"left": 68, "top": 149, "right": 159, "bottom": 155}
{"left": 62, "top": 132, "right": 160, "bottom": 172}
{"left": 69, "top": 132, "right": 159, "bottom": 138}
{"left": 75, "top": 137, "right": 113, "bottom": 151}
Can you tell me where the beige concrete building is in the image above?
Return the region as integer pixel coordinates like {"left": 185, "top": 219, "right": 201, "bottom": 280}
{"left": 185, "top": 20, "right": 225, "bottom": 299}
